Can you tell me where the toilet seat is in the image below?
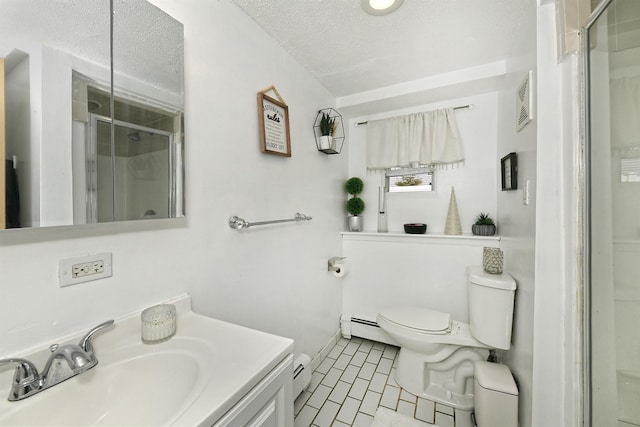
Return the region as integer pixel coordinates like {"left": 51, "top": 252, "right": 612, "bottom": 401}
{"left": 378, "top": 307, "right": 451, "bottom": 335}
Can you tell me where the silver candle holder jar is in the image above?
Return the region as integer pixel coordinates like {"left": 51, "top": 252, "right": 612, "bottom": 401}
{"left": 483, "top": 247, "right": 504, "bottom": 274}
{"left": 141, "top": 304, "right": 177, "bottom": 344}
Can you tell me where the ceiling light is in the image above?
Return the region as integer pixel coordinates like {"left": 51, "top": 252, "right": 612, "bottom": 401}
{"left": 361, "top": 0, "right": 404, "bottom": 16}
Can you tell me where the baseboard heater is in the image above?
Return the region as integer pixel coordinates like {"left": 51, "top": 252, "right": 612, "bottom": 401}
{"left": 293, "top": 354, "right": 311, "bottom": 398}
{"left": 340, "top": 314, "right": 397, "bottom": 346}
{"left": 351, "top": 317, "right": 379, "bottom": 327}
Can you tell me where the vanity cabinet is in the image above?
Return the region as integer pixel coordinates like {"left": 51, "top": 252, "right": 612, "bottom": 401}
{"left": 213, "top": 355, "right": 294, "bottom": 427}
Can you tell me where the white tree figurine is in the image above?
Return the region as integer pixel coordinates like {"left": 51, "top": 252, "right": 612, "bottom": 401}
{"left": 444, "top": 187, "right": 462, "bottom": 235}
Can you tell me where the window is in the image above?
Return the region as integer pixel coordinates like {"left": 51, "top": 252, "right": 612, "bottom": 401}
{"left": 385, "top": 166, "right": 434, "bottom": 192}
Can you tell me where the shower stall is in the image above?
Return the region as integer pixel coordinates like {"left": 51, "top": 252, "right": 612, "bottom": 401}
{"left": 87, "top": 114, "right": 177, "bottom": 222}
{"left": 583, "top": 1, "right": 640, "bottom": 426}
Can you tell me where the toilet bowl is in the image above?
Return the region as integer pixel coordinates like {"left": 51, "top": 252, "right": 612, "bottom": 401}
{"left": 376, "top": 266, "right": 516, "bottom": 409}
{"left": 377, "top": 307, "right": 489, "bottom": 362}
{"left": 377, "top": 306, "right": 490, "bottom": 409}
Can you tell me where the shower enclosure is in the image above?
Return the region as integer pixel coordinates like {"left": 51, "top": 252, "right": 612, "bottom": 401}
{"left": 583, "top": 1, "right": 640, "bottom": 426}
{"left": 86, "top": 113, "right": 179, "bottom": 223}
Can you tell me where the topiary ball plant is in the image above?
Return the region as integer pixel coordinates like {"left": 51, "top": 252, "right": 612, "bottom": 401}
{"left": 345, "top": 177, "right": 365, "bottom": 231}
{"left": 345, "top": 177, "right": 364, "bottom": 196}
{"left": 346, "top": 197, "right": 365, "bottom": 216}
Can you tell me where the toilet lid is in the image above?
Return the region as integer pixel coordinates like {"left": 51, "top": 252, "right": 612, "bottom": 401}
{"left": 379, "top": 307, "right": 451, "bottom": 334}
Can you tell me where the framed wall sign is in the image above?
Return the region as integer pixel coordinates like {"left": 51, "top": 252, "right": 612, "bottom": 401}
{"left": 257, "top": 91, "right": 291, "bottom": 157}
{"left": 501, "top": 152, "right": 518, "bottom": 191}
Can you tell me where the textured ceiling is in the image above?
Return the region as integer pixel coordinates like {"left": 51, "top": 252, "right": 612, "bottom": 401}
{"left": 231, "top": 0, "right": 536, "bottom": 97}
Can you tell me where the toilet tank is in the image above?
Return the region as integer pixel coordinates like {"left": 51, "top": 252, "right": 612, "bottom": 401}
{"left": 467, "top": 266, "right": 517, "bottom": 350}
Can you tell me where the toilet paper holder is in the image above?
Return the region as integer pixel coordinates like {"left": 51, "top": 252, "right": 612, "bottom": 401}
{"left": 328, "top": 257, "right": 346, "bottom": 272}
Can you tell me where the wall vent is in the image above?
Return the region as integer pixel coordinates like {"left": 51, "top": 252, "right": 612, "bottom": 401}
{"left": 516, "top": 70, "right": 535, "bottom": 132}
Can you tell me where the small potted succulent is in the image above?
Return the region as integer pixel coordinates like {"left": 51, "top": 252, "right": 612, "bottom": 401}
{"left": 319, "top": 112, "right": 336, "bottom": 150}
{"left": 472, "top": 212, "right": 496, "bottom": 236}
{"left": 345, "top": 177, "right": 365, "bottom": 232}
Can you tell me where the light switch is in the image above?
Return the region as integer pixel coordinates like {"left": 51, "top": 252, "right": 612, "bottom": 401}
{"left": 522, "top": 180, "right": 530, "bottom": 205}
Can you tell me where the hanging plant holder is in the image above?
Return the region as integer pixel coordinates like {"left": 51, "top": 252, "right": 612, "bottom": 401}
{"left": 313, "top": 108, "right": 345, "bottom": 155}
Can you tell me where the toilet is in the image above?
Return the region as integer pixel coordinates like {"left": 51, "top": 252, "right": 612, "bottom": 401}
{"left": 376, "top": 266, "right": 516, "bottom": 410}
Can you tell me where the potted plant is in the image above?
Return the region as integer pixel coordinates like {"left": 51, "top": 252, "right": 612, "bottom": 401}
{"left": 472, "top": 212, "right": 496, "bottom": 236}
{"left": 345, "top": 177, "right": 365, "bottom": 232}
{"left": 319, "top": 112, "right": 336, "bottom": 150}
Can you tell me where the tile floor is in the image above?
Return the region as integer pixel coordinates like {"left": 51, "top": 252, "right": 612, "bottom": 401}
{"left": 294, "top": 337, "right": 471, "bottom": 427}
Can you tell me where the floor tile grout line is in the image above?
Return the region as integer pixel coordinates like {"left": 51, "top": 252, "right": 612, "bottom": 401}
{"left": 336, "top": 392, "right": 366, "bottom": 425}
{"left": 311, "top": 372, "right": 369, "bottom": 426}
{"left": 309, "top": 343, "right": 367, "bottom": 426}
{"left": 296, "top": 338, "right": 439, "bottom": 427}
{"left": 334, "top": 340, "right": 373, "bottom": 425}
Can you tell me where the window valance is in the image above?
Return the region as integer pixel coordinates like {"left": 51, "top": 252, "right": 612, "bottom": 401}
{"left": 366, "top": 108, "right": 464, "bottom": 170}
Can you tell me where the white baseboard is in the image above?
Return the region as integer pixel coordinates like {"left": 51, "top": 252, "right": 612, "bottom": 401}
{"left": 310, "top": 329, "right": 342, "bottom": 373}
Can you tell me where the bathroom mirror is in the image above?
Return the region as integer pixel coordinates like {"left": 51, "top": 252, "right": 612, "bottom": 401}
{"left": 1, "top": 0, "right": 185, "bottom": 229}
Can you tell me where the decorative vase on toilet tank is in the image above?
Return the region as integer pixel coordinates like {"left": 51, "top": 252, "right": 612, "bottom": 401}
{"left": 483, "top": 247, "right": 503, "bottom": 274}
{"left": 345, "top": 177, "right": 365, "bottom": 232}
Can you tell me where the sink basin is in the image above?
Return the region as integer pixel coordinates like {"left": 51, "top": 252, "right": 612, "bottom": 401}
{"left": 0, "top": 338, "right": 209, "bottom": 426}
{"left": 0, "top": 295, "right": 294, "bottom": 426}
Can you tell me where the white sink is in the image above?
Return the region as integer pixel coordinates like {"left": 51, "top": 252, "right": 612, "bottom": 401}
{"left": 0, "top": 296, "right": 294, "bottom": 426}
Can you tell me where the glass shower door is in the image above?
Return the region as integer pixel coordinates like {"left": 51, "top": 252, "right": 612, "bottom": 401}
{"left": 88, "top": 115, "right": 175, "bottom": 223}
{"left": 587, "top": 1, "right": 640, "bottom": 426}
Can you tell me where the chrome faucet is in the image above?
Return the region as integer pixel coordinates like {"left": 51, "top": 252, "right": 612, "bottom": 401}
{"left": 0, "top": 320, "right": 114, "bottom": 401}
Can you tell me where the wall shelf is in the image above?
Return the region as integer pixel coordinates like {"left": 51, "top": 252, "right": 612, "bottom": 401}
{"left": 342, "top": 231, "right": 501, "bottom": 246}
{"left": 313, "top": 108, "right": 345, "bottom": 155}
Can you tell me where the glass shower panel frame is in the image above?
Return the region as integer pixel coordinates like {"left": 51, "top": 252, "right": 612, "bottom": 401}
{"left": 87, "top": 114, "right": 177, "bottom": 223}
{"left": 583, "top": 0, "right": 640, "bottom": 426}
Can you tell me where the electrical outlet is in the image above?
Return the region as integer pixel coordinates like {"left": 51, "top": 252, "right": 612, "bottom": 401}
{"left": 72, "top": 260, "right": 104, "bottom": 278}
{"left": 59, "top": 253, "right": 112, "bottom": 287}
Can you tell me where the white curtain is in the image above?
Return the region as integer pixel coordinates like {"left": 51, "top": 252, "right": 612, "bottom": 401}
{"left": 366, "top": 108, "right": 464, "bottom": 170}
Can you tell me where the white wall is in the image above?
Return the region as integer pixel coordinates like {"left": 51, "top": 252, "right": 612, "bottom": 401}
{"left": 40, "top": 46, "right": 76, "bottom": 226}
{"left": 496, "top": 67, "right": 537, "bottom": 427}
{"left": 0, "top": 0, "right": 346, "bottom": 366}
